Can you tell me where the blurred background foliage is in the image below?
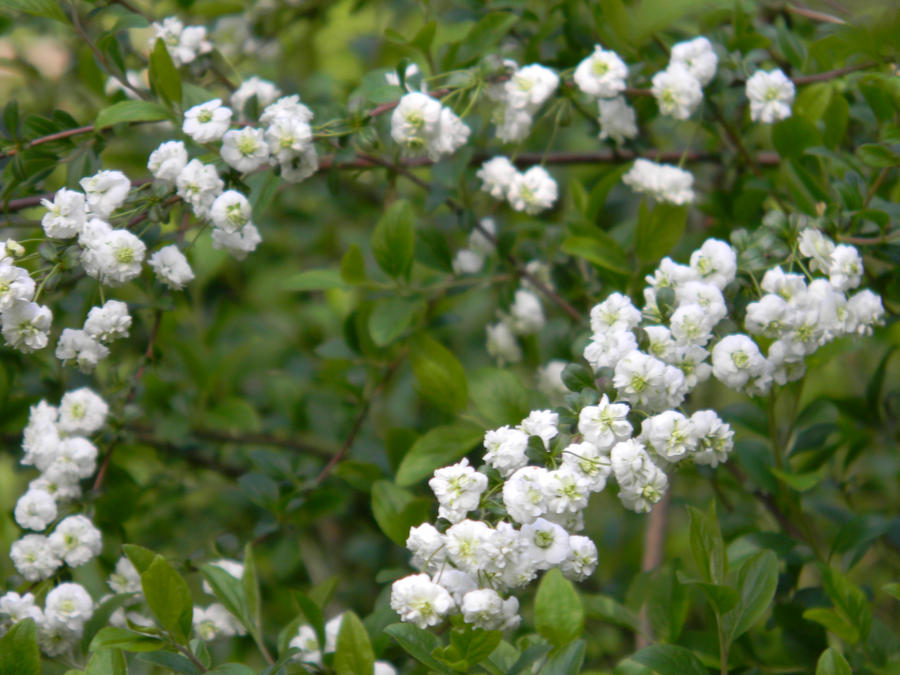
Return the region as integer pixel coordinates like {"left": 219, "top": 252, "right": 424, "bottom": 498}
{"left": 1, "top": 0, "right": 899, "bottom": 672}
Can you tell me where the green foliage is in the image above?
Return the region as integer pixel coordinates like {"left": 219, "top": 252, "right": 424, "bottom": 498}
{"left": 535, "top": 569, "right": 585, "bottom": 646}
{"left": 334, "top": 611, "right": 375, "bottom": 675}
{"left": 0, "top": 619, "right": 40, "bottom": 675}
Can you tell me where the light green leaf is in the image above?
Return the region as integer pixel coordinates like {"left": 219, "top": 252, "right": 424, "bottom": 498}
{"left": 687, "top": 502, "right": 726, "bottom": 584}
{"left": 368, "top": 297, "right": 422, "bottom": 346}
{"left": 371, "top": 200, "right": 415, "bottom": 279}
{"left": 334, "top": 611, "right": 374, "bottom": 675}
{"left": 815, "top": 647, "right": 852, "bottom": 675}
{"left": 85, "top": 649, "right": 127, "bottom": 675}
{"left": 94, "top": 100, "right": 170, "bottom": 130}
{"left": 562, "top": 234, "right": 630, "bottom": 275}
{"left": 469, "top": 367, "right": 531, "bottom": 427}
{"left": 123, "top": 544, "right": 156, "bottom": 574}
{"left": 535, "top": 569, "right": 584, "bottom": 646}
{"left": 340, "top": 244, "right": 367, "bottom": 284}
{"left": 284, "top": 268, "right": 346, "bottom": 291}
{"left": 409, "top": 334, "right": 468, "bottom": 413}
{"left": 371, "top": 480, "right": 430, "bottom": 546}
{"left": 582, "top": 594, "right": 640, "bottom": 632}
{"left": 883, "top": 583, "right": 900, "bottom": 601}
{"left": 770, "top": 466, "right": 826, "bottom": 492}
{"left": 89, "top": 627, "right": 163, "bottom": 653}
{"left": 395, "top": 422, "right": 483, "bottom": 486}
{"left": 384, "top": 623, "right": 451, "bottom": 673}
{"left": 0, "top": 619, "right": 40, "bottom": 675}
{"left": 629, "top": 644, "right": 708, "bottom": 675}
{"left": 0, "top": 0, "right": 68, "bottom": 22}
{"left": 149, "top": 38, "right": 182, "bottom": 105}
{"left": 540, "top": 640, "right": 585, "bottom": 675}
{"left": 200, "top": 563, "right": 248, "bottom": 629}
{"left": 675, "top": 571, "right": 740, "bottom": 615}
{"left": 803, "top": 608, "right": 859, "bottom": 644}
{"left": 141, "top": 555, "right": 194, "bottom": 644}
{"left": 721, "top": 550, "right": 779, "bottom": 646}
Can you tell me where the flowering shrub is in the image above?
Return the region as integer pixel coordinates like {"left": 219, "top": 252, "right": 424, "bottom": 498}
{"left": 0, "top": 1, "right": 898, "bottom": 673}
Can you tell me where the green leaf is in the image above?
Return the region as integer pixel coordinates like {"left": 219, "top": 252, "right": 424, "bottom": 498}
{"left": 454, "top": 13, "right": 519, "bottom": 65}
{"left": 635, "top": 202, "right": 688, "bottom": 263}
{"left": 138, "top": 651, "right": 203, "bottom": 674}
{"left": 94, "top": 100, "right": 170, "bottom": 130}
{"left": 675, "top": 572, "right": 740, "bottom": 614}
{"left": 629, "top": 644, "right": 708, "bottom": 675}
{"left": 794, "top": 83, "right": 832, "bottom": 121}
{"left": 149, "top": 38, "right": 182, "bottom": 105}
{"left": 541, "top": 640, "right": 586, "bottom": 675}
{"left": 883, "top": 583, "right": 900, "bottom": 602}
{"left": 582, "top": 594, "right": 640, "bottom": 632}
{"left": 535, "top": 569, "right": 584, "bottom": 646}
{"left": 687, "top": 502, "right": 726, "bottom": 584}
{"left": 818, "top": 566, "right": 871, "bottom": 644}
{"left": 141, "top": 555, "right": 194, "bottom": 644}
{"left": 449, "top": 627, "right": 502, "bottom": 667}
{"left": 0, "top": 0, "right": 68, "bottom": 22}
{"left": 560, "top": 363, "right": 595, "bottom": 393}
{"left": 294, "top": 593, "right": 325, "bottom": 652}
{"left": 368, "top": 297, "right": 422, "bottom": 346}
{"left": 200, "top": 563, "right": 248, "bottom": 629}
{"left": 856, "top": 143, "right": 900, "bottom": 168}
{"left": 562, "top": 234, "right": 630, "bottom": 275}
{"left": 721, "top": 550, "right": 779, "bottom": 647}
{"left": 409, "top": 334, "right": 468, "bottom": 414}
{"left": 82, "top": 593, "right": 139, "bottom": 652}
{"left": 340, "top": 244, "right": 367, "bottom": 284}
{"left": 284, "top": 268, "right": 346, "bottom": 291}
{"left": 469, "top": 367, "right": 531, "bottom": 426}
{"left": 384, "top": 623, "right": 450, "bottom": 673}
{"left": 371, "top": 200, "right": 415, "bottom": 279}
{"left": 85, "top": 649, "right": 127, "bottom": 675}
{"left": 123, "top": 543, "right": 157, "bottom": 574}
{"left": 395, "top": 422, "right": 483, "bottom": 487}
{"left": 815, "top": 647, "right": 852, "bottom": 675}
{"left": 772, "top": 115, "right": 821, "bottom": 158}
{"left": 371, "top": 480, "right": 430, "bottom": 546}
{"left": 334, "top": 611, "right": 374, "bottom": 675}
{"left": 770, "top": 466, "right": 825, "bottom": 492}
{"left": 644, "top": 563, "right": 688, "bottom": 642}
{"left": 823, "top": 95, "right": 849, "bottom": 149}
{"left": 0, "top": 619, "right": 40, "bottom": 675}
{"left": 89, "top": 627, "right": 163, "bottom": 653}
{"left": 587, "top": 165, "right": 631, "bottom": 221}
{"left": 803, "top": 608, "right": 859, "bottom": 644}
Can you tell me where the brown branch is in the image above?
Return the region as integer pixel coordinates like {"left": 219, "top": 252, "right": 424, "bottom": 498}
{"left": 636, "top": 489, "right": 672, "bottom": 648}
{"left": 787, "top": 4, "right": 846, "bottom": 25}
{"left": 0, "top": 125, "right": 96, "bottom": 160}
{"left": 792, "top": 62, "right": 877, "bottom": 85}
{"left": 315, "top": 353, "right": 405, "bottom": 484}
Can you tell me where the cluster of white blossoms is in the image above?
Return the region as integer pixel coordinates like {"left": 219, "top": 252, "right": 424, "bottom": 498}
{"left": 652, "top": 37, "right": 718, "bottom": 120}
{"left": 452, "top": 217, "right": 497, "bottom": 275}
{"left": 390, "top": 91, "right": 470, "bottom": 160}
{"left": 622, "top": 158, "right": 695, "bottom": 205}
{"left": 586, "top": 234, "right": 883, "bottom": 403}
{"left": 477, "top": 156, "right": 558, "bottom": 214}
{"left": 2, "top": 389, "right": 111, "bottom": 655}
{"left": 485, "top": 262, "right": 553, "bottom": 365}
{"left": 488, "top": 62, "right": 559, "bottom": 143}
{"left": 745, "top": 68, "right": 796, "bottom": 123}
{"left": 0, "top": 240, "right": 51, "bottom": 354}
{"left": 149, "top": 16, "right": 213, "bottom": 66}
{"left": 288, "top": 613, "right": 396, "bottom": 673}
{"left": 573, "top": 45, "right": 637, "bottom": 145}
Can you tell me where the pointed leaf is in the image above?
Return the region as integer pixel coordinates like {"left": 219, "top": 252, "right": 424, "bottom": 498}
{"left": 334, "top": 611, "right": 375, "bottom": 675}
{"left": 535, "top": 569, "right": 584, "bottom": 646}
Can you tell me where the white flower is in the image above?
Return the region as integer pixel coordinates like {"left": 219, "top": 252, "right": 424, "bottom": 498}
{"left": 81, "top": 228, "right": 146, "bottom": 287}
{"left": 176, "top": 159, "right": 224, "bottom": 218}
{"left": 670, "top": 37, "right": 718, "bottom": 86}
{"left": 406, "top": 523, "right": 446, "bottom": 574}
{"left": 55, "top": 329, "right": 109, "bottom": 373}
{"left": 260, "top": 95, "right": 314, "bottom": 125}
{"left": 505, "top": 64, "right": 559, "bottom": 110}
{"left": 14, "top": 489, "right": 57, "bottom": 531}
{"left": 231, "top": 77, "right": 282, "bottom": 116}
{"left": 745, "top": 294, "right": 788, "bottom": 337}
{"left": 561, "top": 535, "right": 598, "bottom": 581}
{"left": 574, "top": 45, "right": 628, "bottom": 98}
{"left": 432, "top": 568, "right": 478, "bottom": 607}
{"left": 460, "top": 588, "right": 507, "bottom": 630}
{"left": 598, "top": 96, "right": 638, "bottom": 144}
{"left": 108, "top": 556, "right": 142, "bottom": 594}
{"left": 210, "top": 190, "right": 252, "bottom": 233}
{"left": 390, "top": 573, "right": 454, "bottom": 629}
{"left": 519, "top": 409, "right": 558, "bottom": 449}
{"left": 49, "top": 515, "right": 102, "bottom": 567}
{"left": 676, "top": 282, "right": 728, "bottom": 325}
{"left": 264, "top": 114, "right": 313, "bottom": 164}
{"left": 652, "top": 63, "right": 703, "bottom": 120}
{"left": 641, "top": 410, "right": 696, "bottom": 463}
{"left": 279, "top": 146, "right": 319, "bottom": 183}
{"left": 495, "top": 106, "right": 534, "bottom": 143}
{"left": 430, "top": 106, "right": 471, "bottom": 160}
{"left": 83, "top": 300, "right": 131, "bottom": 343}
{"left": 391, "top": 92, "right": 442, "bottom": 152}
{"left": 58, "top": 387, "right": 108, "bottom": 435}
{"left": 669, "top": 303, "right": 716, "bottom": 346}
{"left": 578, "top": 395, "right": 632, "bottom": 450}
{"left": 22, "top": 401, "right": 60, "bottom": 470}
{"left": 0, "top": 263, "right": 35, "bottom": 311}
{"left": 747, "top": 69, "right": 795, "bottom": 123}
{"left": 193, "top": 604, "right": 241, "bottom": 641}
{"left": 486, "top": 321, "right": 522, "bottom": 365}
{"left": 2, "top": 300, "right": 52, "bottom": 352}
{"left": 503, "top": 466, "right": 549, "bottom": 524}
{"left": 477, "top": 156, "right": 518, "bottom": 199}
{"left": 590, "top": 292, "right": 641, "bottom": 334}
{"left": 41, "top": 188, "right": 87, "bottom": 238}
{"left": 508, "top": 289, "right": 545, "bottom": 335}
{"left": 0, "top": 592, "right": 43, "bottom": 626}
{"left": 507, "top": 166, "right": 558, "bottom": 214}
{"left": 183, "top": 99, "right": 233, "bottom": 143}
{"left": 10, "top": 534, "right": 61, "bottom": 581}
{"left": 519, "top": 517, "right": 570, "bottom": 569}
{"left": 561, "top": 442, "right": 611, "bottom": 492}
{"left": 149, "top": 245, "right": 194, "bottom": 289}
{"left": 613, "top": 350, "right": 668, "bottom": 408}
{"left": 43, "top": 437, "right": 97, "bottom": 484}
{"left": 452, "top": 249, "right": 484, "bottom": 275}
{"left": 537, "top": 360, "right": 569, "bottom": 398}
{"left": 150, "top": 17, "right": 212, "bottom": 66}
{"left": 797, "top": 229, "right": 835, "bottom": 272}
{"left": 689, "top": 239, "right": 737, "bottom": 290}
{"left": 80, "top": 170, "right": 130, "bottom": 219}
{"left": 711, "top": 334, "right": 768, "bottom": 391}
{"left": 221, "top": 127, "right": 270, "bottom": 172}
{"left": 847, "top": 289, "right": 884, "bottom": 335}
{"left": 483, "top": 426, "right": 530, "bottom": 477}
{"left": 429, "top": 459, "right": 488, "bottom": 524}
{"left": 690, "top": 410, "right": 734, "bottom": 467}
{"left": 828, "top": 244, "right": 863, "bottom": 291}
{"left": 623, "top": 159, "right": 695, "bottom": 205}
{"left": 289, "top": 625, "right": 322, "bottom": 666}
{"left": 583, "top": 329, "right": 637, "bottom": 371}
{"left": 147, "top": 141, "right": 188, "bottom": 184}
{"left": 44, "top": 583, "right": 93, "bottom": 631}
{"left": 211, "top": 223, "right": 262, "bottom": 260}
{"left": 541, "top": 466, "right": 590, "bottom": 515}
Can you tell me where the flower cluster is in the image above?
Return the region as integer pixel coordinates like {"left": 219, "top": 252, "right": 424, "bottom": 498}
{"left": 288, "top": 612, "right": 396, "bottom": 673}
{"left": 149, "top": 16, "right": 213, "bottom": 66}
{"left": 0, "top": 240, "right": 50, "bottom": 353}
{"left": 477, "top": 156, "right": 558, "bottom": 214}
{"left": 452, "top": 217, "right": 497, "bottom": 275}
{"left": 652, "top": 37, "right": 717, "bottom": 120}
{"left": 0, "top": 584, "right": 95, "bottom": 656}
{"left": 488, "top": 62, "right": 559, "bottom": 142}
{"left": 390, "top": 91, "right": 470, "bottom": 160}
{"left": 622, "top": 158, "right": 695, "bottom": 205}
{"left": 485, "top": 262, "right": 553, "bottom": 365}
{"left": 573, "top": 44, "right": 638, "bottom": 145}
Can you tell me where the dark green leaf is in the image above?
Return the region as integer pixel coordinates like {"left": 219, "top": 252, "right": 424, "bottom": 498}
{"left": 856, "top": 143, "right": 900, "bottom": 168}
{"left": 635, "top": 202, "right": 688, "bottom": 262}
{"left": 540, "top": 640, "right": 585, "bottom": 675}
{"left": 201, "top": 563, "right": 248, "bottom": 629}
{"left": 371, "top": 200, "right": 415, "bottom": 279}
{"left": 149, "top": 38, "right": 182, "bottom": 105}
{"left": 94, "top": 101, "right": 170, "bottom": 130}
{"left": 675, "top": 572, "right": 740, "bottom": 614}
{"left": 823, "top": 95, "right": 849, "bottom": 149}
{"left": 562, "top": 234, "right": 630, "bottom": 275}
{"left": 141, "top": 556, "right": 194, "bottom": 644}
{"left": 409, "top": 334, "right": 468, "bottom": 413}
{"left": 645, "top": 563, "right": 688, "bottom": 642}
{"left": 0, "top": 0, "right": 68, "bottom": 22}
{"left": 721, "top": 550, "right": 779, "bottom": 647}
{"left": 687, "top": 502, "right": 726, "bottom": 584}
{"left": 243, "top": 543, "right": 261, "bottom": 640}
{"left": 772, "top": 115, "right": 821, "bottom": 158}
{"left": 815, "top": 647, "right": 851, "bottom": 675}
{"left": 454, "top": 13, "right": 519, "bottom": 65}
{"left": 89, "top": 627, "right": 163, "bottom": 653}
{"left": 368, "top": 297, "right": 422, "bottom": 346}
{"left": 340, "top": 244, "right": 367, "bottom": 284}
{"left": 582, "top": 594, "right": 640, "bottom": 632}
{"left": 384, "top": 623, "right": 450, "bottom": 673}
{"left": 535, "top": 569, "right": 584, "bottom": 646}
{"left": 629, "top": 644, "right": 708, "bottom": 675}
{"left": 138, "top": 651, "right": 203, "bottom": 674}
{"left": 82, "top": 594, "right": 139, "bottom": 652}
{"left": 561, "top": 363, "right": 595, "bottom": 393}
{"left": 395, "top": 422, "right": 483, "bottom": 486}
{"left": 469, "top": 367, "right": 531, "bottom": 426}
{"left": 371, "top": 480, "right": 430, "bottom": 546}
{"left": 334, "top": 611, "right": 374, "bottom": 675}
{"left": 0, "top": 619, "right": 40, "bottom": 675}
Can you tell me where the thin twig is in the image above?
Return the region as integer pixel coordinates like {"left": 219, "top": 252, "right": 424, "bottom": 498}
{"left": 0, "top": 125, "right": 95, "bottom": 160}
{"left": 315, "top": 353, "right": 405, "bottom": 484}
{"left": 636, "top": 490, "right": 671, "bottom": 648}
{"left": 792, "top": 62, "right": 876, "bottom": 85}
{"left": 787, "top": 4, "right": 846, "bottom": 25}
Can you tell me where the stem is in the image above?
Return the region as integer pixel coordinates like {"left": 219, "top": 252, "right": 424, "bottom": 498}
{"left": 636, "top": 489, "right": 671, "bottom": 648}
{"left": 717, "top": 613, "right": 729, "bottom": 675}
